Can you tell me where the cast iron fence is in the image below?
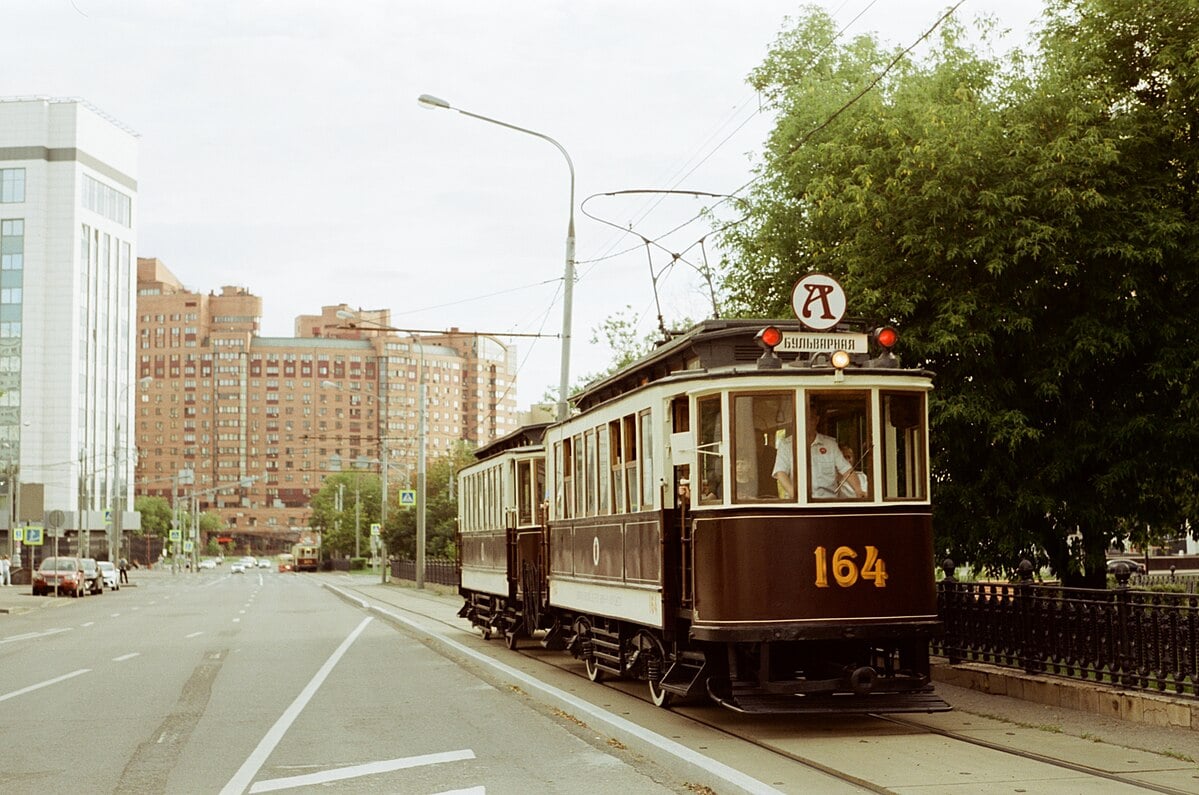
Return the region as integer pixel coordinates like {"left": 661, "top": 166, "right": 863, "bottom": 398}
{"left": 390, "top": 557, "right": 458, "bottom": 587}
{"left": 934, "top": 560, "right": 1198, "bottom": 699}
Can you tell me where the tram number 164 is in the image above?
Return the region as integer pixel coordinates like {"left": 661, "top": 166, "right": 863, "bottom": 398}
{"left": 813, "top": 545, "right": 888, "bottom": 588}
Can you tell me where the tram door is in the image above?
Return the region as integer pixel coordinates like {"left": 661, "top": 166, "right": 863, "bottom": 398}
{"left": 512, "top": 457, "right": 548, "bottom": 626}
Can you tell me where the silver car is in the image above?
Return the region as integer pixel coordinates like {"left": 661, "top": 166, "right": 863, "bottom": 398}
{"left": 97, "top": 560, "right": 120, "bottom": 590}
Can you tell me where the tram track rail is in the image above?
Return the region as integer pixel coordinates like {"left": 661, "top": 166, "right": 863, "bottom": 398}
{"left": 332, "top": 583, "right": 1197, "bottom": 794}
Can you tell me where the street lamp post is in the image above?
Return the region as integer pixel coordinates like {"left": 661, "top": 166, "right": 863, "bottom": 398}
{"left": 417, "top": 93, "right": 575, "bottom": 421}
{"left": 111, "top": 376, "right": 152, "bottom": 563}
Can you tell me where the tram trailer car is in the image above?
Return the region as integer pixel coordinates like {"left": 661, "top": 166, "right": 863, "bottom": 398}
{"left": 458, "top": 318, "right": 948, "bottom": 714}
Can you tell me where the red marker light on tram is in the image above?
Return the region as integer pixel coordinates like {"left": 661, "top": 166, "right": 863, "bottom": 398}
{"left": 755, "top": 326, "right": 784, "bottom": 369}
{"left": 873, "top": 326, "right": 898, "bottom": 349}
{"left": 757, "top": 326, "right": 784, "bottom": 349}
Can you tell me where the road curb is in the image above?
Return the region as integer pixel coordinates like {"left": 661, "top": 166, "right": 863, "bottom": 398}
{"left": 932, "top": 659, "right": 1199, "bottom": 733}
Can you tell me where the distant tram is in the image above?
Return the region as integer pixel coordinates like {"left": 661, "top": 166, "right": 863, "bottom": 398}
{"left": 457, "top": 305, "right": 947, "bottom": 713}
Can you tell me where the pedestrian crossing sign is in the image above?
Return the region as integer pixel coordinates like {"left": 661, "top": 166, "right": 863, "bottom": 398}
{"left": 399, "top": 489, "right": 416, "bottom": 506}
{"left": 370, "top": 523, "right": 380, "bottom": 536}
{"left": 24, "top": 526, "right": 44, "bottom": 545}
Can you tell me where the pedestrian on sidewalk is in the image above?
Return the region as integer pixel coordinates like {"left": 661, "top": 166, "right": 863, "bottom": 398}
{"left": 119, "top": 557, "right": 129, "bottom": 584}
{"left": 0, "top": 554, "right": 10, "bottom": 586}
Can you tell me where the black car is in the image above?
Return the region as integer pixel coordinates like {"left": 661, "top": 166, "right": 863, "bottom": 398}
{"left": 1106, "top": 558, "right": 1146, "bottom": 574}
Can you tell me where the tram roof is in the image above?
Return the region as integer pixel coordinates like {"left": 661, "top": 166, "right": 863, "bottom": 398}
{"left": 472, "top": 422, "right": 551, "bottom": 461}
{"left": 572, "top": 318, "right": 930, "bottom": 412}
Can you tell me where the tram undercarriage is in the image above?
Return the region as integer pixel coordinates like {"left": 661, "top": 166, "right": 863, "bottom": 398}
{"left": 461, "top": 591, "right": 949, "bottom": 714}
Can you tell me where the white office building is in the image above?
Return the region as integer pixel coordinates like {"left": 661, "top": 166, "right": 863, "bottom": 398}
{"left": 0, "top": 97, "right": 139, "bottom": 549}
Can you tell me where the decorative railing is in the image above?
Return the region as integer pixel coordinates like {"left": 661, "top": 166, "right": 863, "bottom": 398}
{"left": 390, "top": 557, "right": 458, "bottom": 587}
{"left": 934, "top": 560, "right": 1198, "bottom": 698}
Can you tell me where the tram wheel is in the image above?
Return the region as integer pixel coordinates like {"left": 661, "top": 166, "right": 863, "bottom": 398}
{"left": 635, "top": 633, "right": 673, "bottom": 708}
{"left": 504, "top": 626, "right": 521, "bottom": 650}
{"left": 585, "top": 653, "right": 605, "bottom": 682}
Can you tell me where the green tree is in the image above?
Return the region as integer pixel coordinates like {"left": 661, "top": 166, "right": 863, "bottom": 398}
{"left": 308, "top": 471, "right": 383, "bottom": 558}
{"left": 386, "top": 443, "right": 476, "bottom": 560}
{"left": 133, "top": 495, "right": 173, "bottom": 536}
{"left": 722, "top": 2, "right": 1199, "bottom": 585}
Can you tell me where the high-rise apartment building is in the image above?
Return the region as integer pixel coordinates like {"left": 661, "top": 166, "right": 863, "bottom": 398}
{"left": 135, "top": 261, "right": 519, "bottom": 541}
{"left": 0, "top": 97, "right": 140, "bottom": 557}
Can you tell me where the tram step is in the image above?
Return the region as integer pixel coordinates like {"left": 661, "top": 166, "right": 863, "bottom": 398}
{"left": 711, "top": 688, "right": 952, "bottom": 715}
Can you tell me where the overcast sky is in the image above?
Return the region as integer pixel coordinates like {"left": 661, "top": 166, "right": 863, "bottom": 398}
{"left": 7, "top": 0, "right": 1043, "bottom": 407}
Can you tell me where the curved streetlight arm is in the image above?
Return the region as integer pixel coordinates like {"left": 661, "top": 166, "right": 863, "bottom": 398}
{"left": 418, "top": 93, "right": 575, "bottom": 421}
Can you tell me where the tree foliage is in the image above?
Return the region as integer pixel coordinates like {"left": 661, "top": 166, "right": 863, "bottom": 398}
{"left": 307, "top": 443, "right": 477, "bottom": 561}
{"left": 722, "top": 1, "right": 1199, "bottom": 585}
{"left": 133, "top": 496, "right": 173, "bottom": 536}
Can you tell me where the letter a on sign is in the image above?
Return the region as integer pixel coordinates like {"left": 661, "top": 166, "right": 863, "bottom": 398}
{"left": 791, "top": 273, "right": 847, "bottom": 331}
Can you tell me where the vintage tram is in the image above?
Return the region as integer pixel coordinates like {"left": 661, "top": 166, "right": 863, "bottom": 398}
{"left": 457, "top": 316, "right": 947, "bottom": 713}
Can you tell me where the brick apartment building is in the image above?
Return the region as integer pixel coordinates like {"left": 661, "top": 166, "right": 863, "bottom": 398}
{"left": 134, "top": 257, "right": 519, "bottom": 543}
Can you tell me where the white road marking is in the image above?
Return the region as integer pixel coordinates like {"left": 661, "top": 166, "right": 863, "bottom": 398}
{"left": 185, "top": 631, "right": 203, "bottom": 638}
{"left": 113, "top": 652, "right": 140, "bottom": 662}
{"left": 82, "top": 621, "right": 95, "bottom": 627}
{"left": 352, "top": 592, "right": 785, "bottom": 795}
{"left": 221, "top": 616, "right": 373, "bottom": 795}
{"left": 434, "top": 789, "right": 485, "bottom": 795}
{"left": 232, "top": 618, "right": 241, "bottom": 623}
{"left": 1, "top": 628, "right": 72, "bottom": 645}
{"left": 248, "top": 750, "right": 475, "bottom": 793}
{"left": 0, "top": 669, "right": 90, "bottom": 703}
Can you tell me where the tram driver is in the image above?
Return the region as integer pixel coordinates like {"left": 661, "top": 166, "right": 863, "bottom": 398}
{"left": 773, "top": 404, "right": 863, "bottom": 499}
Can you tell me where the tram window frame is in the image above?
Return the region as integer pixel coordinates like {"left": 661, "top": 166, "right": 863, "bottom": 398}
{"left": 696, "top": 395, "right": 724, "bottom": 504}
{"left": 559, "top": 439, "right": 573, "bottom": 518}
{"left": 584, "top": 429, "right": 597, "bottom": 517}
{"left": 880, "top": 389, "right": 928, "bottom": 501}
{"left": 730, "top": 391, "right": 793, "bottom": 503}
{"left": 597, "top": 424, "right": 611, "bottom": 515}
{"left": 623, "top": 415, "right": 639, "bottom": 512}
{"left": 517, "top": 459, "right": 533, "bottom": 525}
{"left": 574, "top": 433, "right": 586, "bottom": 518}
{"left": 803, "top": 390, "right": 873, "bottom": 502}
{"left": 608, "top": 420, "right": 624, "bottom": 514}
{"left": 639, "top": 409, "right": 654, "bottom": 509}
{"left": 535, "top": 457, "right": 546, "bottom": 522}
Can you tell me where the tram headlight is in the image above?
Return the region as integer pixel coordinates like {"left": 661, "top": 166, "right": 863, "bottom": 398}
{"left": 830, "top": 349, "right": 851, "bottom": 369}
{"left": 755, "top": 326, "right": 783, "bottom": 369}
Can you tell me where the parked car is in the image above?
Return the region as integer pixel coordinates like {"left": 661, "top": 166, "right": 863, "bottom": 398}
{"left": 97, "top": 560, "right": 120, "bottom": 590}
{"left": 1106, "top": 558, "right": 1146, "bottom": 574}
{"left": 198, "top": 559, "right": 217, "bottom": 570}
{"left": 32, "top": 557, "right": 86, "bottom": 597}
{"left": 81, "top": 558, "right": 104, "bottom": 595}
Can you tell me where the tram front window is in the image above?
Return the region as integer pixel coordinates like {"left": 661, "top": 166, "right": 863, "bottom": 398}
{"left": 804, "top": 391, "right": 872, "bottom": 501}
{"left": 732, "top": 392, "right": 791, "bottom": 502}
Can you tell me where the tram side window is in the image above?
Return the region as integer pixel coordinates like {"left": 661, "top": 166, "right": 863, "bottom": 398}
{"left": 608, "top": 420, "right": 624, "bottom": 513}
{"left": 881, "top": 391, "right": 927, "bottom": 500}
{"left": 574, "top": 433, "right": 586, "bottom": 518}
{"left": 804, "top": 391, "right": 872, "bottom": 501}
{"left": 696, "top": 395, "right": 724, "bottom": 503}
{"left": 597, "top": 424, "right": 610, "bottom": 515}
{"left": 584, "top": 429, "right": 598, "bottom": 516}
{"left": 535, "top": 458, "right": 546, "bottom": 522}
{"left": 640, "top": 410, "right": 654, "bottom": 508}
{"left": 517, "top": 459, "right": 533, "bottom": 525}
{"left": 731, "top": 392, "right": 791, "bottom": 502}
{"left": 623, "top": 415, "right": 639, "bottom": 512}
{"left": 560, "top": 439, "right": 573, "bottom": 518}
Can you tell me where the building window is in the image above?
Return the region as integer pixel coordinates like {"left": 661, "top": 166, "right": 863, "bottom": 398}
{"left": 0, "top": 169, "right": 25, "bottom": 203}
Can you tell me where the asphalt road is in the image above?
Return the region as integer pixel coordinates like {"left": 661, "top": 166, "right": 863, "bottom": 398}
{"left": 0, "top": 568, "right": 692, "bottom": 794}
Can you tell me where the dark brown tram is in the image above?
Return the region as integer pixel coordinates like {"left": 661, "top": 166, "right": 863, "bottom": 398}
{"left": 458, "top": 318, "right": 948, "bottom": 713}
